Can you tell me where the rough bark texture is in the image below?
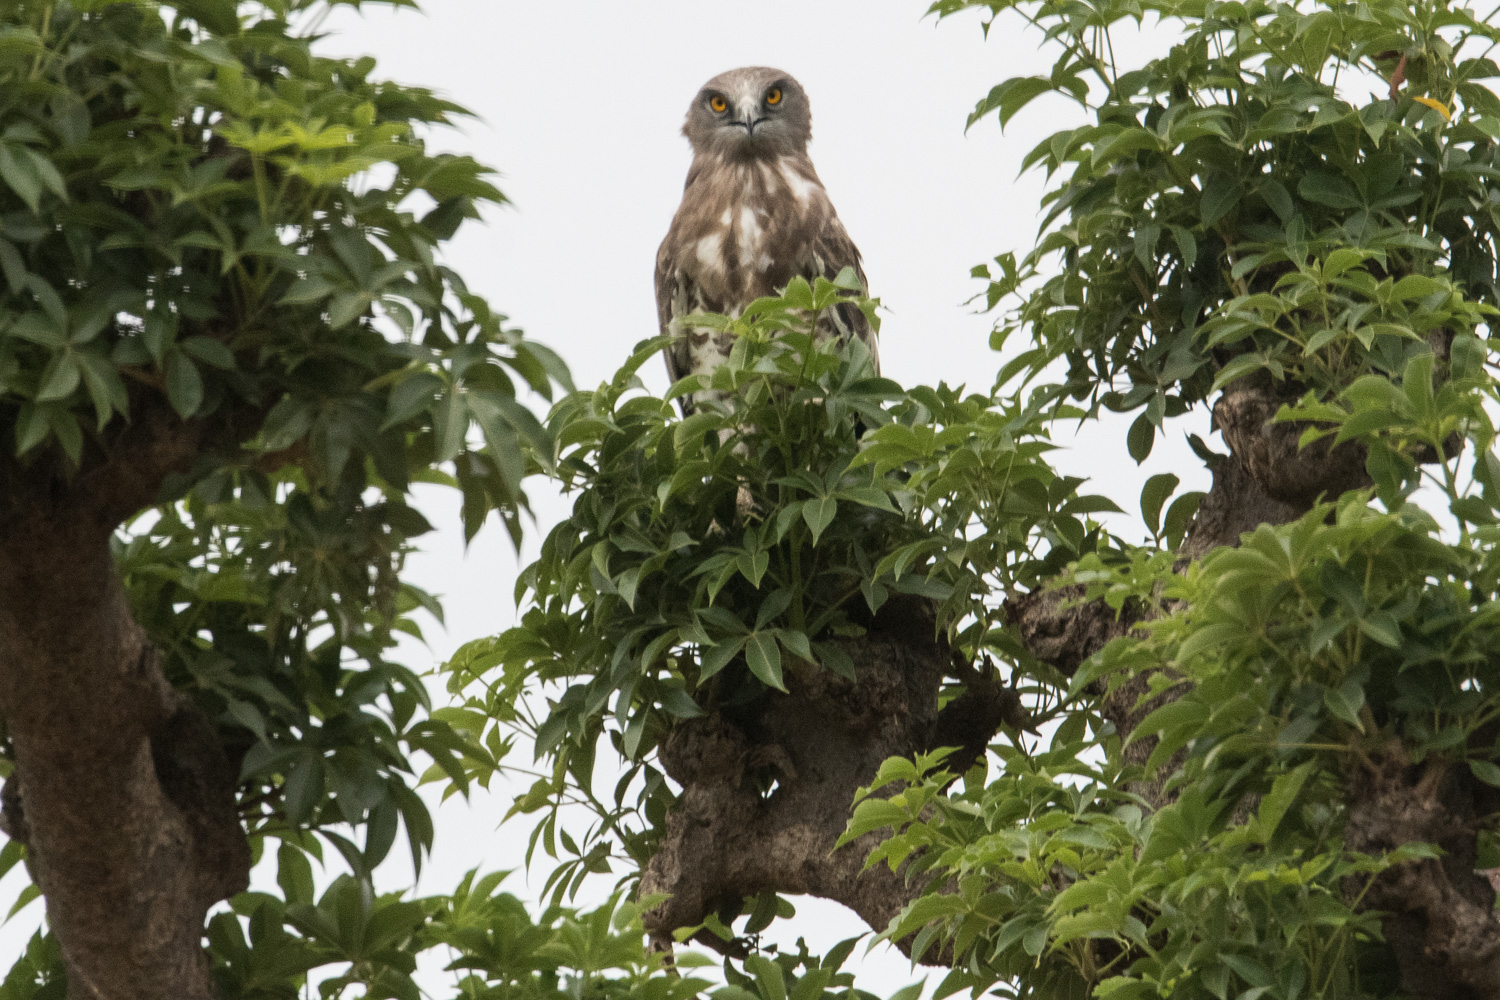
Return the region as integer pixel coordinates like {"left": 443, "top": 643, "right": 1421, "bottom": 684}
{"left": 1177, "top": 449, "right": 1303, "bottom": 561}
{"left": 0, "top": 403, "right": 252, "bottom": 999}
{"left": 1007, "top": 584, "right": 1142, "bottom": 679}
{"left": 1212, "top": 374, "right": 1372, "bottom": 510}
{"left": 642, "top": 367, "right": 1500, "bottom": 985}
{"left": 1008, "top": 376, "right": 1500, "bottom": 994}
{"left": 1344, "top": 755, "right": 1500, "bottom": 999}
{"left": 640, "top": 598, "right": 1022, "bottom": 957}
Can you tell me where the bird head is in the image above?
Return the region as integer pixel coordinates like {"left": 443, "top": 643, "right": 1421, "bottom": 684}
{"left": 683, "top": 67, "right": 812, "bottom": 159}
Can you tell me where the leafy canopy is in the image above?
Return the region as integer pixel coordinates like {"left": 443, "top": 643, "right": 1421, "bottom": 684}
{"left": 8, "top": 0, "right": 1500, "bottom": 997}
{"left": 837, "top": 0, "right": 1500, "bottom": 996}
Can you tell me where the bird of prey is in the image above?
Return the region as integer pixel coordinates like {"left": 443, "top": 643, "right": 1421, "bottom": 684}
{"left": 655, "top": 66, "right": 878, "bottom": 414}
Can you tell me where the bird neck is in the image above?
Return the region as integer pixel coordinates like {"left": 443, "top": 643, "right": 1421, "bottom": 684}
{"left": 685, "top": 151, "right": 823, "bottom": 196}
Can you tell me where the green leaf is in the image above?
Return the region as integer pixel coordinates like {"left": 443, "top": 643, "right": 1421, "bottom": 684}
{"left": 1298, "top": 171, "right": 1361, "bottom": 210}
{"left": 744, "top": 632, "right": 786, "bottom": 691}
{"left": 755, "top": 588, "right": 795, "bottom": 630}
{"left": 1259, "top": 177, "right": 1294, "bottom": 222}
{"left": 1127, "top": 412, "right": 1155, "bottom": 463}
{"left": 283, "top": 755, "right": 325, "bottom": 825}
{"left": 1257, "top": 760, "right": 1316, "bottom": 842}
{"left": 1357, "top": 608, "right": 1402, "bottom": 648}
{"left": 13, "top": 405, "right": 47, "bottom": 455}
{"left": 1163, "top": 491, "right": 1205, "bottom": 549}
{"left": 699, "top": 637, "right": 746, "bottom": 681}
{"left": 1324, "top": 676, "right": 1366, "bottom": 731}
{"left": 1199, "top": 174, "right": 1243, "bottom": 227}
{"left": 737, "top": 548, "right": 770, "bottom": 588}
{"left": 33, "top": 355, "right": 79, "bottom": 402}
{"left": 970, "top": 76, "right": 1055, "bottom": 130}
{"left": 164, "top": 352, "right": 204, "bottom": 418}
{"left": 837, "top": 797, "right": 908, "bottom": 845}
{"left": 802, "top": 496, "right": 837, "bottom": 545}
{"left": 277, "top": 843, "right": 316, "bottom": 906}
{"left": 1140, "top": 473, "right": 1179, "bottom": 536}
{"left": 5, "top": 884, "right": 39, "bottom": 923}
{"left": 1391, "top": 275, "right": 1446, "bottom": 301}
{"left": 1169, "top": 225, "right": 1197, "bottom": 269}
{"left": 180, "top": 336, "right": 236, "bottom": 370}
{"left": 1470, "top": 760, "right": 1500, "bottom": 788}
{"left": 660, "top": 686, "right": 705, "bottom": 719}
{"left": 0, "top": 145, "right": 41, "bottom": 212}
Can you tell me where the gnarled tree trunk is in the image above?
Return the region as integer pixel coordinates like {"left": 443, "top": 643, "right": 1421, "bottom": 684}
{"left": 0, "top": 408, "right": 251, "bottom": 999}
{"left": 640, "top": 598, "right": 1021, "bottom": 956}
{"left": 641, "top": 371, "right": 1500, "bottom": 994}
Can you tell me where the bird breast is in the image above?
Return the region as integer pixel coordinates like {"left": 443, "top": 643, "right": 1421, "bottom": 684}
{"left": 666, "top": 155, "right": 829, "bottom": 312}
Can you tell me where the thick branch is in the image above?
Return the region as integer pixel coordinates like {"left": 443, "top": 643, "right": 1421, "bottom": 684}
{"left": 1212, "top": 375, "right": 1371, "bottom": 511}
{"left": 1345, "top": 756, "right": 1500, "bottom": 999}
{"left": 641, "top": 599, "right": 955, "bottom": 959}
{"left": 0, "top": 401, "right": 257, "bottom": 999}
{"left": 0, "top": 507, "right": 248, "bottom": 999}
{"left": 930, "top": 657, "right": 1031, "bottom": 775}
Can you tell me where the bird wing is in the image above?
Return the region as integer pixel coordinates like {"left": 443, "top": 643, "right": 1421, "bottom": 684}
{"left": 654, "top": 236, "right": 691, "bottom": 388}
{"left": 807, "top": 215, "right": 879, "bottom": 375}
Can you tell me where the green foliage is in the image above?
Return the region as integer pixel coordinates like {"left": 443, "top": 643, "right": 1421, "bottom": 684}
{"left": 436, "top": 277, "right": 1121, "bottom": 898}
{"left": 956, "top": 0, "right": 1500, "bottom": 459}
{"left": 0, "top": 0, "right": 596, "bottom": 995}
{"left": 203, "top": 872, "right": 706, "bottom": 1000}
{"left": 118, "top": 468, "right": 470, "bottom": 878}
{"left": 834, "top": 1, "right": 1500, "bottom": 996}
{"left": 0, "top": 0, "right": 566, "bottom": 536}
{"left": 715, "top": 935, "right": 914, "bottom": 1000}
{"left": 861, "top": 494, "right": 1500, "bottom": 997}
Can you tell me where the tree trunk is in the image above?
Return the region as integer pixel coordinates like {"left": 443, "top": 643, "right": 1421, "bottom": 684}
{"left": 640, "top": 597, "right": 1021, "bottom": 957}
{"left": 0, "top": 410, "right": 251, "bottom": 999}
{"left": 0, "top": 504, "right": 248, "bottom": 999}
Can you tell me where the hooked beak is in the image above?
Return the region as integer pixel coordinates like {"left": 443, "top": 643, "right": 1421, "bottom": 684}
{"left": 733, "top": 103, "right": 767, "bottom": 138}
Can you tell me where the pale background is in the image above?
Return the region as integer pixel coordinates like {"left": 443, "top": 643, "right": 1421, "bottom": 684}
{"left": 0, "top": 2, "right": 1213, "bottom": 993}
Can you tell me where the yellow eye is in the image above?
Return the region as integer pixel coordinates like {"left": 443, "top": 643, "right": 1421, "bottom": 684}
{"left": 709, "top": 95, "right": 727, "bottom": 113}
{"left": 766, "top": 88, "right": 782, "bottom": 106}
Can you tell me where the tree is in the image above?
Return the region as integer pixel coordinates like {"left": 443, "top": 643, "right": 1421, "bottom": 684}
{"left": 439, "top": 0, "right": 1500, "bottom": 996}
{"left": 7, "top": 0, "right": 1500, "bottom": 997}
{"left": 0, "top": 0, "right": 576, "bottom": 995}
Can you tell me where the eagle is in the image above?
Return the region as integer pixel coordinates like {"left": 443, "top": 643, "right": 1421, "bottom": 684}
{"left": 655, "top": 67, "right": 878, "bottom": 414}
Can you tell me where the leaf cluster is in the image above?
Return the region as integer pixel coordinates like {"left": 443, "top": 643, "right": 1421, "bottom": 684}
{"left": 0, "top": 0, "right": 566, "bottom": 535}
{"left": 861, "top": 491, "right": 1500, "bottom": 998}
{"left": 436, "top": 279, "right": 1119, "bottom": 900}
{"left": 0, "top": 864, "right": 710, "bottom": 1000}
{"left": 952, "top": 0, "right": 1500, "bottom": 460}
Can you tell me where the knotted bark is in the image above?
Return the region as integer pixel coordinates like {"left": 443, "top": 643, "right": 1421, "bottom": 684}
{"left": 1011, "top": 374, "right": 1500, "bottom": 994}
{"left": 640, "top": 598, "right": 1023, "bottom": 956}
{"left": 1344, "top": 754, "right": 1500, "bottom": 999}
{"left": 0, "top": 404, "right": 252, "bottom": 999}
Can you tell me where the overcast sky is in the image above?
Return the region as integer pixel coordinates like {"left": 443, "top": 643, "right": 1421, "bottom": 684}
{"left": 0, "top": 2, "right": 1212, "bottom": 991}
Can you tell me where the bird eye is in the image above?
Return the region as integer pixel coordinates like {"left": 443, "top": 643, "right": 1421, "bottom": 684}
{"left": 709, "top": 95, "right": 727, "bottom": 113}
{"left": 766, "top": 87, "right": 783, "bottom": 106}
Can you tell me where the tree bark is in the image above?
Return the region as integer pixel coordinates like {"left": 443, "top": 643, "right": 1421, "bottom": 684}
{"left": 1012, "top": 379, "right": 1500, "bottom": 994}
{"left": 0, "top": 406, "right": 251, "bottom": 999}
{"left": 640, "top": 598, "right": 1021, "bottom": 958}
{"left": 1344, "top": 754, "right": 1500, "bottom": 1000}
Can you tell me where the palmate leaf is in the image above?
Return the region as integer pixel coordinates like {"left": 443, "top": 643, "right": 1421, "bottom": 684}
{"left": 744, "top": 632, "right": 785, "bottom": 692}
{"left": 0, "top": 0, "right": 582, "bottom": 991}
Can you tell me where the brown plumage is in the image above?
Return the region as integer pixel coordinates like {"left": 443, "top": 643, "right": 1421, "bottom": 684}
{"left": 655, "top": 67, "right": 877, "bottom": 413}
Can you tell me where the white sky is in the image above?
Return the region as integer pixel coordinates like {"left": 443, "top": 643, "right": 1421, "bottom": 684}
{"left": 0, "top": 2, "right": 1213, "bottom": 993}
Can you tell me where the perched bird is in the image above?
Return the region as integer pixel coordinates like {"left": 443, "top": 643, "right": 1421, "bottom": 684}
{"left": 655, "top": 67, "right": 878, "bottom": 414}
